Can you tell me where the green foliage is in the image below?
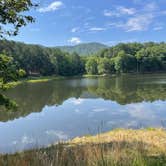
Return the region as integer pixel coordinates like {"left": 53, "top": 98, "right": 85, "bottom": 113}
{"left": 0, "top": 54, "right": 17, "bottom": 84}
{"left": 85, "top": 57, "right": 98, "bottom": 74}
{"left": 0, "top": 41, "right": 166, "bottom": 78}
{"left": 0, "top": 0, "right": 36, "bottom": 37}
{"left": 17, "top": 69, "right": 26, "bottom": 78}
{"left": 0, "top": 94, "right": 17, "bottom": 110}
{"left": 67, "top": 52, "right": 84, "bottom": 75}
{"left": 0, "top": 53, "right": 27, "bottom": 93}
{"left": 0, "top": 0, "right": 35, "bottom": 110}
{"left": 97, "top": 42, "right": 166, "bottom": 74}
{"left": 113, "top": 51, "right": 137, "bottom": 73}
{"left": 136, "top": 46, "right": 165, "bottom": 72}
{"left": 0, "top": 41, "right": 86, "bottom": 77}
{"left": 97, "top": 58, "right": 115, "bottom": 74}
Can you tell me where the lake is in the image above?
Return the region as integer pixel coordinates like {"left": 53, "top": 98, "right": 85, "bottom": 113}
{"left": 0, "top": 74, "right": 166, "bottom": 154}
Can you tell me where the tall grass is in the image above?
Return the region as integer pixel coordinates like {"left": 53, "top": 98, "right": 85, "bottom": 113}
{"left": 0, "top": 129, "right": 166, "bottom": 166}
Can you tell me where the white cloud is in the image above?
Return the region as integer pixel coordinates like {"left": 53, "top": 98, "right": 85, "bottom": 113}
{"left": 124, "top": 14, "right": 154, "bottom": 32}
{"left": 68, "top": 37, "right": 81, "bottom": 45}
{"left": 103, "top": 10, "right": 120, "bottom": 17}
{"left": 104, "top": 6, "right": 136, "bottom": 17}
{"left": 103, "top": 2, "right": 166, "bottom": 32}
{"left": 89, "top": 27, "right": 106, "bottom": 31}
{"left": 46, "top": 130, "right": 68, "bottom": 140}
{"left": 21, "top": 136, "right": 34, "bottom": 144}
{"left": 117, "top": 6, "right": 136, "bottom": 15}
{"left": 153, "top": 26, "right": 163, "bottom": 31}
{"left": 104, "top": 10, "right": 114, "bottom": 17}
{"left": 70, "top": 98, "right": 84, "bottom": 105}
{"left": 125, "top": 103, "right": 156, "bottom": 120}
{"left": 38, "top": 1, "right": 63, "bottom": 13}
{"left": 92, "top": 108, "right": 109, "bottom": 112}
{"left": 71, "top": 27, "right": 79, "bottom": 33}
{"left": 106, "top": 13, "right": 154, "bottom": 32}
{"left": 12, "top": 136, "right": 35, "bottom": 146}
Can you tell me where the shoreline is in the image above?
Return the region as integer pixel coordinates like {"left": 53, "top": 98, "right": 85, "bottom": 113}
{"left": 1, "top": 128, "right": 165, "bottom": 154}
{"left": 5, "top": 72, "right": 166, "bottom": 89}
{"left": 0, "top": 128, "right": 166, "bottom": 165}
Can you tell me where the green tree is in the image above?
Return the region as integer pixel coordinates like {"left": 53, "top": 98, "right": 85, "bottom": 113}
{"left": 97, "top": 58, "right": 115, "bottom": 74}
{"left": 85, "top": 58, "right": 98, "bottom": 75}
{"left": 0, "top": 0, "right": 36, "bottom": 37}
{"left": 114, "top": 51, "right": 137, "bottom": 73}
{"left": 136, "top": 47, "right": 164, "bottom": 72}
{"left": 0, "top": 0, "right": 35, "bottom": 110}
{"left": 68, "top": 52, "right": 84, "bottom": 75}
{"left": 0, "top": 54, "right": 17, "bottom": 85}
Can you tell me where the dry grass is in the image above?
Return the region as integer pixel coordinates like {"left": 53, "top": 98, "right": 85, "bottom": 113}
{"left": 0, "top": 128, "right": 166, "bottom": 166}
{"left": 71, "top": 128, "right": 166, "bottom": 154}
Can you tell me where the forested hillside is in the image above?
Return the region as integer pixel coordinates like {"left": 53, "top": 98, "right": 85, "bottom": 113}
{"left": 56, "top": 42, "right": 107, "bottom": 56}
{"left": 0, "top": 40, "right": 166, "bottom": 77}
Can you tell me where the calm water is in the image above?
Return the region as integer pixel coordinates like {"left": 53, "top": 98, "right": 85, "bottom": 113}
{"left": 0, "top": 74, "right": 166, "bottom": 153}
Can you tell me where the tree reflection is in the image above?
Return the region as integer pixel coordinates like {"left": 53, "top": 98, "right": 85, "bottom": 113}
{"left": 0, "top": 94, "right": 17, "bottom": 110}
{"left": 0, "top": 75, "right": 166, "bottom": 122}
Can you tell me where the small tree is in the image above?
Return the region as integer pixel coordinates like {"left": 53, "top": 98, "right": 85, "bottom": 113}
{"left": 18, "top": 69, "right": 26, "bottom": 78}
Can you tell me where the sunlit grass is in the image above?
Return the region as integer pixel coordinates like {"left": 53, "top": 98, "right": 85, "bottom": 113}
{"left": 3, "top": 76, "right": 66, "bottom": 88}
{"left": 27, "top": 78, "right": 53, "bottom": 83}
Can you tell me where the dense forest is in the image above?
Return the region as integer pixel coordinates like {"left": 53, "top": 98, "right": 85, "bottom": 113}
{"left": 0, "top": 40, "right": 166, "bottom": 80}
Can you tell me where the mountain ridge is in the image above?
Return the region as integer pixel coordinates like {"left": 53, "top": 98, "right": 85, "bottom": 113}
{"left": 56, "top": 42, "right": 108, "bottom": 56}
{"left": 1, "top": 40, "right": 108, "bottom": 56}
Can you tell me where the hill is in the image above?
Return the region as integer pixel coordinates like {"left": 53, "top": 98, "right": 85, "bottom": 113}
{"left": 56, "top": 42, "right": 108, "bottom": 56}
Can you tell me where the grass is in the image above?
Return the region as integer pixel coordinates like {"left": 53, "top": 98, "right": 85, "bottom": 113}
{"left": 26, "top": 77, "right": 55, "bottom": 83}
{"left": 0, "top": 128, "right": 166, "bottom": 166}
{"left": 21, "top": 76, "right": 63, "bottom": 83}
{"left": 83, "top": 74, "right": 113, "bottom": 78}
{"left": 3, "top": 76, "right": 66, "bottom": 89}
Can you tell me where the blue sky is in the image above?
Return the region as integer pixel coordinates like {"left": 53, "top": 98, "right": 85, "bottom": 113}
{"left": 8, "top": 0, "right": 166, "bottom": 46}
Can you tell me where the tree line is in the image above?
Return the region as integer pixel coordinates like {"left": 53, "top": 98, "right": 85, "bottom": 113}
{"left": 0, "top": 40, "right": 166, "bottom": 80}
{"left": 86, "top": 42, "right": 166, "bottom": 74}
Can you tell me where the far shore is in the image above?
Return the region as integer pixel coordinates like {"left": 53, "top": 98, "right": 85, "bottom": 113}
{"left": 4, "top": 72, "right": 166, "bottom": 89}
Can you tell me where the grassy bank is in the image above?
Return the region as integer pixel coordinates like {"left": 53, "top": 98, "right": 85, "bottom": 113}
{"left": 4, "top": 76, "right": 66, "bottom": 89}
{"left": 0, "top": 128, "right": 166, "bottom": 166}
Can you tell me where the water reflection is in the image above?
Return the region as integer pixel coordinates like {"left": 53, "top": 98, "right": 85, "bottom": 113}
{"left": 0, "top": 74, "right": 166, "bottom": 153}
{"left": 1, "top": 74, "right": 166, "bottom": 122}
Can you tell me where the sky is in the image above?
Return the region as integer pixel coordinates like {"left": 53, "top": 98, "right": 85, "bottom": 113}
{"left": 7, "top": 0, "right": 166, "bottom": 46}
